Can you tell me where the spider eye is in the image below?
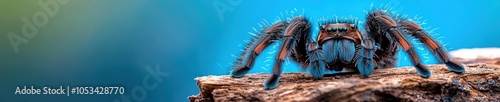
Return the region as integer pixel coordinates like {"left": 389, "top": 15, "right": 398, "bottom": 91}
{"left": 350, "top": 24, "right": 357, "bottom": 29}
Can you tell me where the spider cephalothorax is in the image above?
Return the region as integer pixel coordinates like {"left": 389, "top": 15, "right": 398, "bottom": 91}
{"left": 230, "top": 10, "right": 466, "bottom": 90}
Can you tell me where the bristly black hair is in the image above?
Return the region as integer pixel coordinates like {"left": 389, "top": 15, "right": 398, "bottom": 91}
{"left": 318, "top": 16, "right": 359, "bottom": 26}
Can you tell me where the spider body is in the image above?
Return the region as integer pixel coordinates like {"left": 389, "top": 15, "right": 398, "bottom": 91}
{"left": 230, "top": 10, "right": 465, "bottom": 90}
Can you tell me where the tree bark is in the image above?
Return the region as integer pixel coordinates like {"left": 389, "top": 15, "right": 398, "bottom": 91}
{"left": 189, "top": 63, "right": 500, "bottom": 102}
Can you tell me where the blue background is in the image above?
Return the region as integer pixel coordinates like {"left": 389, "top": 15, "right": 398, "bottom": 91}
{"left": 0, "top": 0, "right": 499, "bottom": 101}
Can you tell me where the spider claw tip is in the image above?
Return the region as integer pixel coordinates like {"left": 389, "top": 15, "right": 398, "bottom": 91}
{"left": 445, "top": 61, "right": 466, "bottom": 73}
{"left": 263, "top": 74, "right": 280, "bottom": 90}
{"left": 415, "top": 64, "right": 432, "bottom": 78}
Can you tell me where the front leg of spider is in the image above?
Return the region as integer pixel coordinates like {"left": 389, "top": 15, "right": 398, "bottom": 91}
{"left": 356, "top": 38, "right": 377, "bottom": 77}
{"left": 264, "top": 17, "right": 310, "bottom": 90}
{"left": 306, "top": 42, "right": 327, "bottom": 79}
{"left": 229, "top": 22, "right": 288, "bottom": 78}
{"left": 367, "top": 11, "right": 432, "bottom": 77}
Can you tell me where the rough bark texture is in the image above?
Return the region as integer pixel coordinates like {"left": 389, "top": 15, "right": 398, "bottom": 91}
{"left": 188, "top": 63, "right": 500, "bottom": 102}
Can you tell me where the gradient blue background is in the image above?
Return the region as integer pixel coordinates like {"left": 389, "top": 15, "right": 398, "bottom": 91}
{"left": 0, "top": 0, "right": 499, "bottom": 101}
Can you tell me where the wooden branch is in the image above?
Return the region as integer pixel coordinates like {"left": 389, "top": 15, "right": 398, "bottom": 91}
{"left": 189, "top": 63, "right": 500, "bottom": 102}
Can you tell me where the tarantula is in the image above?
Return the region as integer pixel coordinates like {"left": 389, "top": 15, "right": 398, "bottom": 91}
{"left": 230, "top": 10, "right": 466, "bottom": 89}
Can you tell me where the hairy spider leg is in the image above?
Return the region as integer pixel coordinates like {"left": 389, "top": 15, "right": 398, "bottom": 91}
{"left": 367, "top": 10, "right": 432, "bottom": 77}
{"left": 306, "top": 42, "right": 327, "bottom": 79}
{"left": 264, "top": 17, "right": 311, "bottom": 89}
{"left": 397, "top": 20, "right": 466, "bottom": 73}
{"left": 230, "top": 22, "right": 288, "bottom": 78}
{"left": 356, "top": 38, "right": 377, "bottom": 77}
